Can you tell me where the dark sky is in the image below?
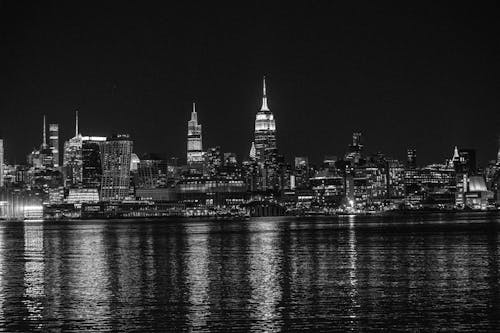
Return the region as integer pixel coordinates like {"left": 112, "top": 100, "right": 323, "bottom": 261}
{"left": 1, "top": 1, "right": 499, "bottom": 166}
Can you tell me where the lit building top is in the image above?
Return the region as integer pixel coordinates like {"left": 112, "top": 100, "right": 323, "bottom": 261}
{"left": 261, "top": 75, "right": 269, "bottom": 112}
{"left": 187, "top": 102, "right": 204, "bottom": 164}
{"left": 469, "top": 176, "right": 487, "bottom": 192}
{"left": 254, "top": 76, "right": 277, "bottom": 163}
{"left": 81, "top": 136, "right": 107, "bottom": 142}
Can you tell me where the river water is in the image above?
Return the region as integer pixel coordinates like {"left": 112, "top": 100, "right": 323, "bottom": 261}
{"left": 0, "top": 213, "right": 499, "bottom": 332}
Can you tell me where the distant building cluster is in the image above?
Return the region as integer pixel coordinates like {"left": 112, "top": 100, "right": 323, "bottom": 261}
{"left": 1, "top": 77, "right": 500, "bottom": 219}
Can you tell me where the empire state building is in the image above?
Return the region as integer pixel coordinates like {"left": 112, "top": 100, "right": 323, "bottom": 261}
{"left": 254, "top": 76, "right": 277, "bottom": 162}
{"left": 187, "top": 102, "right": 204, "bottom": 165}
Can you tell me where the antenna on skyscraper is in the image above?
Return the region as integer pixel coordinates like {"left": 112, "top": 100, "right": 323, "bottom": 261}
{"left": 263, "top": 75, "right": 267, "bottom": 97}
{"left": 42, "top": 115, "right": 47, "bottom": 148}
{"left": 261, "top": 75, "right": 269, "bottom": 111}
{"left": 75, "top": 110, "right": 79, "bottom": 136}
{"left": 191, "top": 102, "right": 197, "bottom": 122}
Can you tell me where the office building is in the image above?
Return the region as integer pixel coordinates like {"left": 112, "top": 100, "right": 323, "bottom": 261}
{"left": 100, "top": 134, "right": 133, "bottom": 201}
{"left": 497, "top": 136, "right": 500, "bottom": 164}
{"left": 0, "top": 139, "right": 3, "bottom": 187}
{"left": 28, "top": 115, "right": 55, "bottom": 168}
{"left": 82, "top": 136, "right": 106, "bottom": 190}
{"left": 205, "top": 146, "right": 222, "bottom": 176}
{"left": 49, "top": 123, "right": 59, "bottom": 167}
{"left": 407, "top": 148, "right": 416, "bottom": 168}
{"left": 63, "top": 113, "right": 83, "bottom": 187}
{"left": 345, "top": 132, "right": 363, "bottom": 163}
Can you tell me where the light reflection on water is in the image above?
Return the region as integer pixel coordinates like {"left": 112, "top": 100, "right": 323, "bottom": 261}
{"left": 0, "top": 213, "right": 499, "bottom": 331}
{"left": 249, "top": 220, "right": 282, "bottom": 332}
{"left": 23, "top": 225, "right": 44, "bottom": 329}
{"left": 186, "top": 223, "right": 210, "bottom": 332}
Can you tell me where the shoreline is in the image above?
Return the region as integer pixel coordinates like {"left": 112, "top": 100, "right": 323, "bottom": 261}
{"left": 2, "top": 208, "right": 500, "bottom": 223}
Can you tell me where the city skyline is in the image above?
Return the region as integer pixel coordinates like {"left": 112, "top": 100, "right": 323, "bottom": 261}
{"left": 2, "top": 76, "right": 499, "bottom": 169}
{"left": 2, "top": 3, "right": 500, "bottom": 331}
{"left": 1, "top": 2, "right": 499, "bottom": 165}
{"left": 1, "top": 82, "right": 500, "bottom": 168}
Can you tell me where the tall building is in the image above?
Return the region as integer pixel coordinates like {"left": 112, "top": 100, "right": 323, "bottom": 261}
{"left": 458, "top": 149, "right": 476, "bottom": 175}
{"left": 49, "top": 123, "right": 59, "bottom": 167}
{"left": 82, "top": 136, "right": 106, "bottom": 190}
{"left": 497, "top": 136, "right": 500, "bottom": 165}
{"left": 63, "top": 112, "right": 83, "bottom": 187}
{"left": 345, "top": 132, "right": 363, "bottom": 163}
{"left": 294, "top": 156, "right": 310, "bottom": 190}
{"left": 0, "top": 139, "right": 4, "bottom": 187}
{"left": 100, "top": 134, "right": 133, "bottom": 201}
{"left": 187, "top": 102, "right": 204, "bottom": 165}
{"left": 451, "top": 146, "right": 476, "bottom": 175}
{"left": 42, "top": 115, "right": 48, "bottom": 150}
{"left": 249, "top": 142, "right": 256, "bottom": 160}
{"left": 407, "top": 148, "right": 417, "bottom": 168}
{"left": 254, "top": 76, "right": 277, "bottom": 162}
{"left": 28, "top": 115, "right": 54, "bottom": 168}
{"left": 205, "top": 146, "right": 222, "bottom": 176}
{"left": 352, "top": 132, "right": 362, "bottom": 147}
{"left": 135, "top": 153, "right": 169, "bottom": 189}
{"left": 294, "top": 157, "right": 309, "bottom": 169}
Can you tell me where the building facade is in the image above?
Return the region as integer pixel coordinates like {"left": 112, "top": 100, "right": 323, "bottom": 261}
{"left": 82, "top": 136, "right": 106, "bottom": 190}
{"left": 63, "top": 135, "right": 83, "bottom": 187}
{"left": 0, "top": 139, "right": 3, "bottom": 187}
{"left": 49, "top": 123, "right": 59, "bottom": 167}
{"left": 100, "top": 134, "right": 133, "bottom": 201}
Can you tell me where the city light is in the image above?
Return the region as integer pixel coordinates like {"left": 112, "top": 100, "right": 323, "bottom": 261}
{"left": 0, "top": 77, "right": 498, "bottom": 221}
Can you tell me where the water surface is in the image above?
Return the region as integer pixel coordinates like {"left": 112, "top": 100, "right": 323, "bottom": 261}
{"left": 0, "top": 213, "right": 499, "bottom": 331}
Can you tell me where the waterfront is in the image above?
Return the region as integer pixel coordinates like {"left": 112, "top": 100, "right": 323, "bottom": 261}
{"left": 0, "top": 213, "right": 499, "bottom": 331}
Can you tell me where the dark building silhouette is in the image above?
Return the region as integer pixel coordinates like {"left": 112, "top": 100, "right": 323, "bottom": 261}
{"left": 407, "top": 148, "right": 417, "bottom": 168}
{"left": 82, "top": 136, "right": 106, "bottom": 190}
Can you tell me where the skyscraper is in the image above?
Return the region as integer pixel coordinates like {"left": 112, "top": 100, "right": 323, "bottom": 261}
{"left": 42, "top": 115, "right": 48, "bottom": 149}
{"left": 407, "top": 148, "right": 417, "bottom": 168}
{"left": 345, "top": 132, "right": 363, "bottom": 163}
{"left": 28, "top": 115, "right": 54, "bottom": 168}
{"left": 82, "top": 136, "right": 106, "bottom": 190}
{"left": 187, "top": 102, "right": 204, "bottom": 165}
{"left": 0, "top": 139, "right": 4, "bottom": 187}
{"left": 249, "top": 142, "right": 256, "bottom": 160}
{"left": 254, "top": 76, "right": 277, "bottom": 162}
{"left": 352, "top": 132, "right": 362, "bottom": 148}
{"left": 205, "top": 146, "right": 222, "bottom": 176}
{"left": 458, "top": 148, "right": 476, "bottom": 175}
{"left": 49, "top": 123, "right": 59, "bottom": 167}
{"left": 63, "top": 112, "right": 83, "bottom": 187}
{"left": 497, "top": 136, "right": 500, "bottom": 164}
{"left": 100, "top": 134, "right": 133, "bottom": 201}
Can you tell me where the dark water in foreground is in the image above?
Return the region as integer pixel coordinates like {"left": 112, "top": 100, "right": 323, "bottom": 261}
{"left": 0, "top": 213, "right": 499, "bottom": 332}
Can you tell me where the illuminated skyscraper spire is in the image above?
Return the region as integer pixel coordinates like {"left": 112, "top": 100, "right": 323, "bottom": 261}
{"left": 260, "top": 75, "right": 269, "bottom": 111}
{"left": 249, "top": 141, "right": 256, "bottom": 160}
{"left": 191, "top": 102, "right": 197, "bottom": 121}
{"left": 187, "top": 101, "right": 203, "bottom": 165}
{"left": 42, "top": 115, "right": 47, "bottom": 148}
{"left": 254, "top": 75, "right": 277, "bottom": 165}
{"left": 453, "top": 146, "right": 459, "bottom": 160}
{"left": 75, "top": 110, "right": 79, "bottom": 136}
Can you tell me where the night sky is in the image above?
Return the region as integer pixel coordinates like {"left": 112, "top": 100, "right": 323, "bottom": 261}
{"left": 1, "top": 2, "right": 499, "bottom": 166}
